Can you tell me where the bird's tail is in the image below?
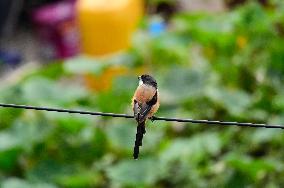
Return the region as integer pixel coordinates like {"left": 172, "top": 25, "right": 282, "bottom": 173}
{"left": 133, "top": 121, "right": 146, "bottom": 159}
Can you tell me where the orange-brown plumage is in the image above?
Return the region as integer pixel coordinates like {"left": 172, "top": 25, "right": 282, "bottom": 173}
{"left": 132, "top": 84, "right": 160, "bottom": 120}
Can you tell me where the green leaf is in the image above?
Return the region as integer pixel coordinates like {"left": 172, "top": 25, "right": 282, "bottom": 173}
{"left": 64, "top": 56, "right": 106, "bottom": 75}
{"left": 24, "top": 63, "right": 64, "bottom": 80}
{"left": 0, "top": 149, "right": 21, "bottom": 171}
{"left": 27, "top": 160, "right": 75, "bottom": 183}
{"left": 160, "top": 67, "right": 207, "bottom": 102}
{"left": 107, "top": 158, "right": 159, "bottom": 187}
{"left": 225, "top": 154, "right": 277, "bottom": 181}
{"left": 4, "top": 117, "right": 54, "bottom": 152}
{"left": 0, "top": 132, "right": 20, "bottom": 151}
{"left": 106, "top": 121, "right": 136, "bottom": 151}
{"left": 92, "top": 127, "right": 108, "bottom": 159}
{"left": 206, "top": 87, "right": 251, "bottom": 116}
{"left": 160, "top": 132, "right": 222, "bottom": 163}
{"left": 251, "top": 129, "right": 283, "bottom": 144}
{"left": 151, "top": 34, "right": 190, "bottom": 65}
{"left": 1, "top": 178, "right": 57, "bottom": 188}
{"left": 47, "top": 113, "right": 91, "bottom": 134}
{"left": 56, "top": 171, "right": 100, "bottom": 188}
{"left": 21, "top": 77, "right": 88, "bottom": 105}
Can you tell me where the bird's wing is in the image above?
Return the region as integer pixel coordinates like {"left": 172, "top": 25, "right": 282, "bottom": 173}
{"left": 137, "top": 91, "right": 158, "bottom": 123}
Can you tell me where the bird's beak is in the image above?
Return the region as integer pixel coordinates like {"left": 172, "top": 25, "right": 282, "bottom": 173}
{"left": 138, "top": 76, "right": 141, "bottom": 80}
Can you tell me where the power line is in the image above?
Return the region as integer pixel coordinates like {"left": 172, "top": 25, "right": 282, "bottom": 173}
{"left": 0, "top": 103, "right": 133, "bottom": 118}
{"left": 0, "top": 103, "right": 283, "bottom": 129}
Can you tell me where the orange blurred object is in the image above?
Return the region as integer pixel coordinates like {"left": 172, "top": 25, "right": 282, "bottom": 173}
{"left": 76, "top": 0, "right": 143, "bottom": 56}
{"left": 84, "top": 66, "right": 128, "bottom": 91}
{"left": 84, "top": 65, "right": 149, "bottom": 91}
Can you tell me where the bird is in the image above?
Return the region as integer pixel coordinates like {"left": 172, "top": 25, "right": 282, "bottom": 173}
{"left": 132, "top": 74, "right": 160, "bottom": 159}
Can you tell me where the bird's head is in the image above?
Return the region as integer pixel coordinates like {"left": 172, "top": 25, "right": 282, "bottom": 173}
{"left": 138, "top": 74, "right": 157, "bottom": 88}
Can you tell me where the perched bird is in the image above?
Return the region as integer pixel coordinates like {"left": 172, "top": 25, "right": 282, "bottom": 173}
{"left": 132, "top": 74, "right": 160, "bottom": 159}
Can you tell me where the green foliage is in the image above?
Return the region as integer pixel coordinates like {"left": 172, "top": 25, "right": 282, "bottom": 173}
{"left": 1, "top": 2, "right": 284, "bottom": 187}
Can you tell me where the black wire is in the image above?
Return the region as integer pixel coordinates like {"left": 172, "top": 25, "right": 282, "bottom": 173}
{"left": 0, "top": 103, "right": 283, "bottom": 129}
{"left": 0, "top": 103, "right": 133, "bottom": 118}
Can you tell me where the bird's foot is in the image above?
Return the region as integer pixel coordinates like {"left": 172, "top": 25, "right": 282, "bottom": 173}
{"left": 148, "top": 116, "right": 156, "bottom": 122}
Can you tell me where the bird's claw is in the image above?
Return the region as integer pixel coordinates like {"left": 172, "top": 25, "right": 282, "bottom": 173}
{"left": 149, "top": 116, "right": 156, "bottom": 122}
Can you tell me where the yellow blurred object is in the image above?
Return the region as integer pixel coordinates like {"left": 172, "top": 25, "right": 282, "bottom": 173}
{"left": 236, "top": 36, "right": 247, "bottom": 49}
{"left": 76, "top": 0, "right": 143, "bottom": 56}
{"left": 84, "top": 66, "right": 128, "bottom": 91}
{"left": 84, "top": 65, "right": 149, "bottom": 91}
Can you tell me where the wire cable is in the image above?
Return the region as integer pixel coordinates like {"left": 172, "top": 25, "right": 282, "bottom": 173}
{"left": 0, "top": 103, "right": 283, "bottom": 129}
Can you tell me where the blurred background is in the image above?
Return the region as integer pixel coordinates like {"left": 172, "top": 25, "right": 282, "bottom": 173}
{"left": 1, "top": 0, "right": 284, "bottom": 187}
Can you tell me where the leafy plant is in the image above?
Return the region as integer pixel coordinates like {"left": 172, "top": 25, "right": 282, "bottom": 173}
{"left": 1, "top": 2, "right": 284, "bottom": 187}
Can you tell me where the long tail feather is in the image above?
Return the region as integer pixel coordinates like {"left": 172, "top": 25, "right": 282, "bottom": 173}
{"left": 133, "top": 121, "right": 146, "bottom": 159}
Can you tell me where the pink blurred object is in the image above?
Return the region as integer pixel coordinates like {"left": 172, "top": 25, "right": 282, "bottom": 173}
{"left": 32, "top": 1, "right": 79, "bottom": 59}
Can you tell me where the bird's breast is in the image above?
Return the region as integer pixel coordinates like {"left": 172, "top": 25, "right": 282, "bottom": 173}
{"left": 133, "top": 85, "right": 157, "bottom": 103}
